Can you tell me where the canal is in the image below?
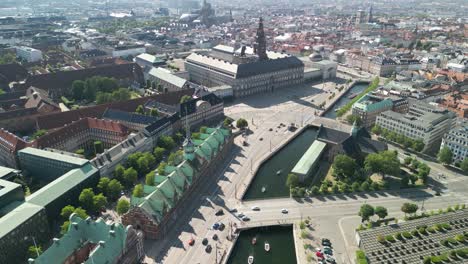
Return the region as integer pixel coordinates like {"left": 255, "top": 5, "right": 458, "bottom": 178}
{"left": 322, "top": 82, "right": 369, "bottom": 119}
{"left": 243, "top": 127, "right": 318, "bottom": 200}
{"left": 227, "top": 225, "right": 297, "bottom": 264}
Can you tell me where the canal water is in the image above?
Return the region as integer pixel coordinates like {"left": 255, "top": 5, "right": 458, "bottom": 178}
{"left": 322, "top": 82, "right": 369, "bottom": 119}
{"left": 227, "top": 225, "right": 297, "bottom": 264}
{"left": 243, "top": 127, "right": 318, "bottom": 200}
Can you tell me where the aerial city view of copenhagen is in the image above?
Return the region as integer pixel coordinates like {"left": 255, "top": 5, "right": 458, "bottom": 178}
{"left": 0, "top": 0, "right": 466, "bottom": 263}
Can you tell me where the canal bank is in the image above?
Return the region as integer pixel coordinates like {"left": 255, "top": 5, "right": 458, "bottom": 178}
{"left": 241, "top": 126, "right": 319, "bottom": 200}
{"left": 321, "top": 81, "right": 370, "bottom": 119}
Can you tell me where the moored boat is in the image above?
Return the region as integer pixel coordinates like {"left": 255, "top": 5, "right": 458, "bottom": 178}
{"left": 264, "top": 242, "right": 270, "bottom": 252}
{"left": 251, "top": 237, "right": 257, "bottom": 245}
{"left": 248, "top": 256, "right": 254, "bottom": 264}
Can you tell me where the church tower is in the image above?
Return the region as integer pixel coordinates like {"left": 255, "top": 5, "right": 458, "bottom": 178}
{"left": 367, "top": 4, "right": 373, "bottom": 23}
{"left": 255, "top": 17, "right": 268, "bottom": 61}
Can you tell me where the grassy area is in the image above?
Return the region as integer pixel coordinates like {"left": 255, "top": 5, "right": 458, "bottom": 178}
{"left": 130, "top": 91, "right": 141, "bottom": 99}
{"left": 336, "top": 77, "right": 380, "bottom": 117}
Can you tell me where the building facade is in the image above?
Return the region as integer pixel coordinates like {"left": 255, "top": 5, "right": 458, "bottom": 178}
{"left": 352, "top": 94, "right": 408, "bottom": 128}
{"left": 16, "top": 46, "right": 43, "bottom": 62}
{"left": 440, "top": 123, "right": 468, "bottom": 163}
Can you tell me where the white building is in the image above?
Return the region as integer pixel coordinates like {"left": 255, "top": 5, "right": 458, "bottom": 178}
{"left": 376, "top": 105, "right": 456, "bottom": 153}
{"left": 206, "top": 85, "right": 233, "bottom": 99}
{"left": 440, "top": 123, "right": 468, "bottom": 162}
{"left": 16, "top": 46, "right": 43, "bottom": 62}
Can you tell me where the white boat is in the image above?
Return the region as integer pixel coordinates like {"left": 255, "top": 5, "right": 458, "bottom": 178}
{"left": 248, "top": 256, "right": 254, "bottom": 264}
{"left": 261, "top": 186, "right": 266, "bottom": 193}
{"left": 276, "top": 170, "right": 282, "bottom": 175}
{"left": 264, "top": 242, "right": 270, "bottom": 252}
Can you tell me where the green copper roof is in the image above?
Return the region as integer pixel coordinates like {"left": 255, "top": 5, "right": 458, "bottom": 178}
{"left": 0, "top": 202, "right": 44, "bottom": 239}
{"left": 353, "top": 94, "right": 393, "bottom": 113}
{"left": 31, "top": 214, "right": 129, "bottom": 264}
{"left": 291, "top": 140, "right": 326, "bottom": 176}
{"left": 18, "top": 147, "right": 89, "bottom": 167}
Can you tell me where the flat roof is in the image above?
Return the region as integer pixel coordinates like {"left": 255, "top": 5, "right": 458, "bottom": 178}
{"left": 292, "top": 140, "right": 326, "bottom": 176}
{"left": 0, "top": 202, "right": 44, "bottom": 239}
{"left": 18, "top": 147, "right": 89, "bottom": 167}
{"left": 0, "top": 179, "right": 22, "bottom": 199}
{"left": 0, "top": 166, "right": 17, "bottom": 179}
{"left": 26, "top": 164, "right": 98, "bottom": 208}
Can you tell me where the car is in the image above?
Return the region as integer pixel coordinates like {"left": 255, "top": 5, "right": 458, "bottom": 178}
{"left": 202, "top": 238, "right": 208, "bottom": 245}
{"left": 321, "top": 239, "right": 331, "bottom": 247}
{"left": 237, "top": 213, "right": 245, "bottom": 218}
{"left": 205, "top": 244, "right": 212, "bottom": 253}
{"left": 242, "top": 216, "right": 250, "bottom": 221}
{"left": 259, "top": 137, "right": 263, "bottom": 141}
{"left": 325, "top": 255, "right": 336, "bottom": 263}
{"left": 215, "top": 209, "right": 224, "bottom": 216}
{"left": 269, "top": 128, "right": 273, "bottom": 131}
{"left": 212, "top": 234, "right": 218, "bottom": 240}
{"left": 120, "top": 191, "right": 125, "bottom": 196}
{"left": 229, "top": 208, "right": 238, "bottom": 213}
{"left": 251, "top": 206, "right": 260, "bottom": 211}
{"left": 212, "top": 222, "right": 220, "bottom": 230}
{"left": 218, "top": 223, "right": 226, "bottom": 231}
{"left": 403, "top": 152, "right": 411, "bottom": 156}
{"left": 188, "top": 238, "right": 195, "bottom": 246}
{"left": 281, "top": 208, "right": 288, "bottom": 214}
{"left": 323, "top": 247, "right": 333, "bottom": 256}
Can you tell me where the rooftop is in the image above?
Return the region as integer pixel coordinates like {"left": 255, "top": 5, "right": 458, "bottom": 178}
{"left": 291, "top": 140, "right": 326, "bottom": 176}
{"left": 18, "top": 148, "right": 89, "bottom": 167}
{"left": 0, "top": 202, "right": 44, "bottom": 239}
{"left": 148, "top": 67, "right": 188, "bottom": 88}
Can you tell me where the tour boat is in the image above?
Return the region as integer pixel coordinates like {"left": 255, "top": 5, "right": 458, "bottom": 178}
{"left": 251, "top": 237, "right": 257, "bottom": 245}
{"left": 348, "top": 93, "right": 358, "bottom": 99}
{"left": 248, "top": 256, "right": 254, "bottom": 264}
{"left": 264, "top": 242, "right": 270, "bottom": 252}
{"left": 276, "top": 170, "right": 282, "bottom": 175}
{"left": 261, "top": 186, "right": 266, "bottom": 193}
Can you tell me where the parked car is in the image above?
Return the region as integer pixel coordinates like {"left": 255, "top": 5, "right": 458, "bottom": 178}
{"left": 321, "top": 238, "right": 331, "bottom": 247}
{"left": 229, "top": 208, "right": 238, "bottom": 213}
{"left": 218, "top": 223, "right": 226, "bottom": 231}
{"left": 242, "top": 216, "right": 250, "bottom": 221}
{"left": 251, "top": 206, "right": 260, "bottom": 211}
{"left": 188, "top": 238, "right": 195, "bottom": 246}
{"left": 237, "top": 213, "right": 245, "bottom": 218}
{"left": 215, "top": 209, "right": 224, "bottom": 216}
{"left": 281, "top": 208, "right": 288, "bottom": 214}
{"left": 212, "top": 222, "right": 220, "bottom": 230}
{"left": 323, "top": 246, "right": 333, "bottom": 255}
{"left": 202, "top": 238, "right": 208, "bottom": 245}
{"left": 212, "top": 234, "right": 218, "bottom": 240}
{"left": 205, "top": 244, "right": 212, "bottom": 253}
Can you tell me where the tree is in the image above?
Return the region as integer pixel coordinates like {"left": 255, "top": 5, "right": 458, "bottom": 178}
{"left": 200, "top": 126, "right": 208, "bottom": 133}
{"left": 310, "top": 186, "right": 320, "bottom": 195}
{"left": 375, "top": 206, "right": 388, "bottom": 219}
{"left": 359, "top": 204, "right": 374, "bottom": 222}
{"left": 365, "top": 151, "right": 400, "bottom": 177}
{"left": 401, "top": 202, "right": 418, "bottom": 216}
{"left": 123, "top": 167, "right": 138, "bottom": 188}
{"left": 116, "top": 199, "right": 130, "bottom": 215}
{"left": 153, "top": 147, "right": 165, "bottom": 162}
{"left": 157, "top": 162, "right": 167, "bottom": 175}
{"left": 94, "top": 141, "right": 104, "bottom": 154}
{"left": 223, "top": 117, "right": 234, "bottom": 127}
{"left": 145, "top": 172, "right": 155, "bottom": 186}
{"left": 135, "top": 105, "right": 145, "bottom": 114}
{"left": 73, "top": 207, "right": 88, "bottom": 219}
{"left": 332, "top": 155, "right": 357, "bottom": 179}
{"left": 157, "top": 135, "right": 175, "bottom": 150}
{"left": 71, "top": 80, "right": 86, "bottom": 100}
{"left": 180, "top": 95, "right": 192, "bottom": 103}
{"left": 28, "top": 245, "right": 43, "bottom": 258}
{"left": 403, "top": 156, "right": 412, "bottom": 166}
{"left": 371, "top": 125, "right": 382, "bottom": 135}
{"left": 400, "top": 175, "right": 409, "bottom": 187}
{"left": 149, "top": 108, "right": 159, "bottom": 117}
{"left": 61, "top": 221, "right": 70, "bottom": 234}
{"left": 61, "top": 205, "right": 76, "bottom": 219}
{"left": 79, "top": 188, "right": 95, "bottom": 211}
{"left": 168, "top": 150, "right": 183, "bottom": 165}
{"left": 460, "top": 158, "right": 468, "bottom": 174}
{"left": 96, "top": 92, "right": 113, "bottom": 104}
{"left": 236, "top": 118, "right": 248, "bottom": 129}
{"left": 97, "top": 177, "right": 111, "bottom": 194}
{"left": 351, "top": 182, "right": 360, "bottom": 192}
{"left": 286, "top": 173, "right": 299, "bottom": 188}
{"left": 438, "top": 146, "right": 453, "bottom": 165}
{"left": 114, "top": 164, "right": 125, "bottom": 182}
{"left": 133, "top": 184, "right": 144, "bottom": 197}
{"left": 0, "top": 52, "right": 17, "bottom": 65}
{"left": 111, "top": 88, "right": 131, "bottom": 101}
{"left": 126, "top": 152, "right": 143, "bottom": 169}
{"left": 107, "top": 179, "right": 123, "bottom": 201}
{"left": 412, "top": 139, "right": 425, "bottom": 152}
{"left": 75, "top": 149, "right": 85, "bottom": 156}
{"left": 93, "top": 193, "right": 108, "bottom": 211}
{"left": 346, "top": 115, "right": 362, "bottom": 126}
{"left": 361, "top": 181, "right": 370, "bottom": 191}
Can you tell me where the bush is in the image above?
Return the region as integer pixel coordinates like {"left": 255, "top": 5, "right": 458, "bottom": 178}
{"left": 385, "top": 235, "right": 396, "bottom": 242}
{"left": 441, "top": 239, "right": 449, "bottom": 247}
{"left": 377, "top": 235, "right": 385, "bottom": 243}
{"left": 356, "top": 249, "right": 368, "bottom": 264}
{"left": 447, "top": 237, "right": 457, "bottom": 245}
{"left": 455, "top": 234, "right": 465, "bottom": 242}
{"left": 395, "top": 232, "right": 403, "bottom": 240}
{"left": 427, "top": 226, "right": 436, "bottom": 233}
{"left": 402, "top": 232, "right": 412, "bottom": 239}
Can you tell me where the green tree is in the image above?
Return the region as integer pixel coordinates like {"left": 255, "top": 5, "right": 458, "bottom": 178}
{"left": 114, "top": 164, "right": 125, "bottom": 182}
{"left": 123, "top": 167, "right": 138, "bottom": 187}
{"left": 401, "top": 202, "right": 418, "bottom": 216}
{"left": 346, "top": 115, "right": 362, "bottom": 126}
{"left": 0, "top": 52, "right": 17, "bottom": 64}
{"left": 332, "top": 154, "right": 357, "bottom": 179}
{"left": 360, "top": 181, "right": 370, "bottom": 191}
{"left": 200, "top": 126, "right": 208, "bottom": 133}
{"left": 71, "top": 80, "right": 86, "bottom": 100}
{"left": 438, "top": 146, "right": 453, "bottom": 165}
{"left": 111, "top": 88, "right": 131, "bottom": 101}
{"left": 351, "top": 182, "right": 360, "bottom": 192}
{"left": 460, "top": 158, "right": 468, "bottom": 174}
{"left": 116, "top": 198, "right": 130, "bottom": 215}
{"left": 157, "top": 162, "right": 167, "bottom": 175}
{"left": 61, "top": 221, "right": 70, "bottom": 234}
{"left": 97, "top": 177, "right": 111, "bottom": 195}
{"left": 153, "top": 147, "right": 165, "bottom": 162}
{"left": 73, "top": 207, "right": 88, "bottom": 219}
{"left": 364, "top": 151, "right": 400, "bottom": 177}
{"left": 28, "top": 245, "right": 43, "bottom": 258}
{"left": 180, "top": 95, "right": 192, "bottom": 103}
{"left": 236, "top": 118, "right": 248, "bottom": 129}
{"left": 133, "top": 184, "right": 144, "bottom": 197}
{"left": 135, "top": 105, "right": 145, "bottom": 114}
{"left": 403, "top": 156, "right": 412, "bottom": 166}
{"left": 371, "top": 125, "right": 382, "bottom": 135}
{"left": 75, "top": 149, "right": 85, "bottom": 156}
{"left": 374, "top": 206, "right": 388, "bottom": 219}
{"left": 223, "top": 117, "right": 234, "bottom": 127}
{"left": 60, "top": 205, "right": 76, "bottom": 219}
{"left": 94, "top": 141, "right": 104, "bottom": 154}
{"left": 310, "top": 186, "right": 320, "bottom": 195}
{"left": 145, "top": 172, "right": 155, "bottom": 186}
{"left": 400, "top": 175, "right": 409, "bottom": 187}
{"left": 93, "top": 193, "right": 108, "bottom": 211}
{"left": 96, "top": 92, "right": 113, "bottom": 104}
{"left": 157, "top": 135, "right": 175, "bottom": 150}
{"left": 359, "top": 204, "right": 374, "bottom": 222}
{"left": 79, "top": 188, "right": 95, "bottom": 211}
{"left": 149, "top": 108, "right": 159, "bottom": 117}
{"left": 107, "top": 179, "right": 123, "bottom": 201}
{"left": 286, "top": 173, "right": 299, "bottom": 188}
{"left": 126, "top": 152, "right": 143, "bottom": 169}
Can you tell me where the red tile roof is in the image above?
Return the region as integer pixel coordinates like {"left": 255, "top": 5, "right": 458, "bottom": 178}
{"left": 0, "top": 128, "right": 28, "bottom": 152}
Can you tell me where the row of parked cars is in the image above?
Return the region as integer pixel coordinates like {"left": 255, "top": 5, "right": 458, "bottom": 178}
{"left": 316, "top": 238, "right": 336, "bottom": 264}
